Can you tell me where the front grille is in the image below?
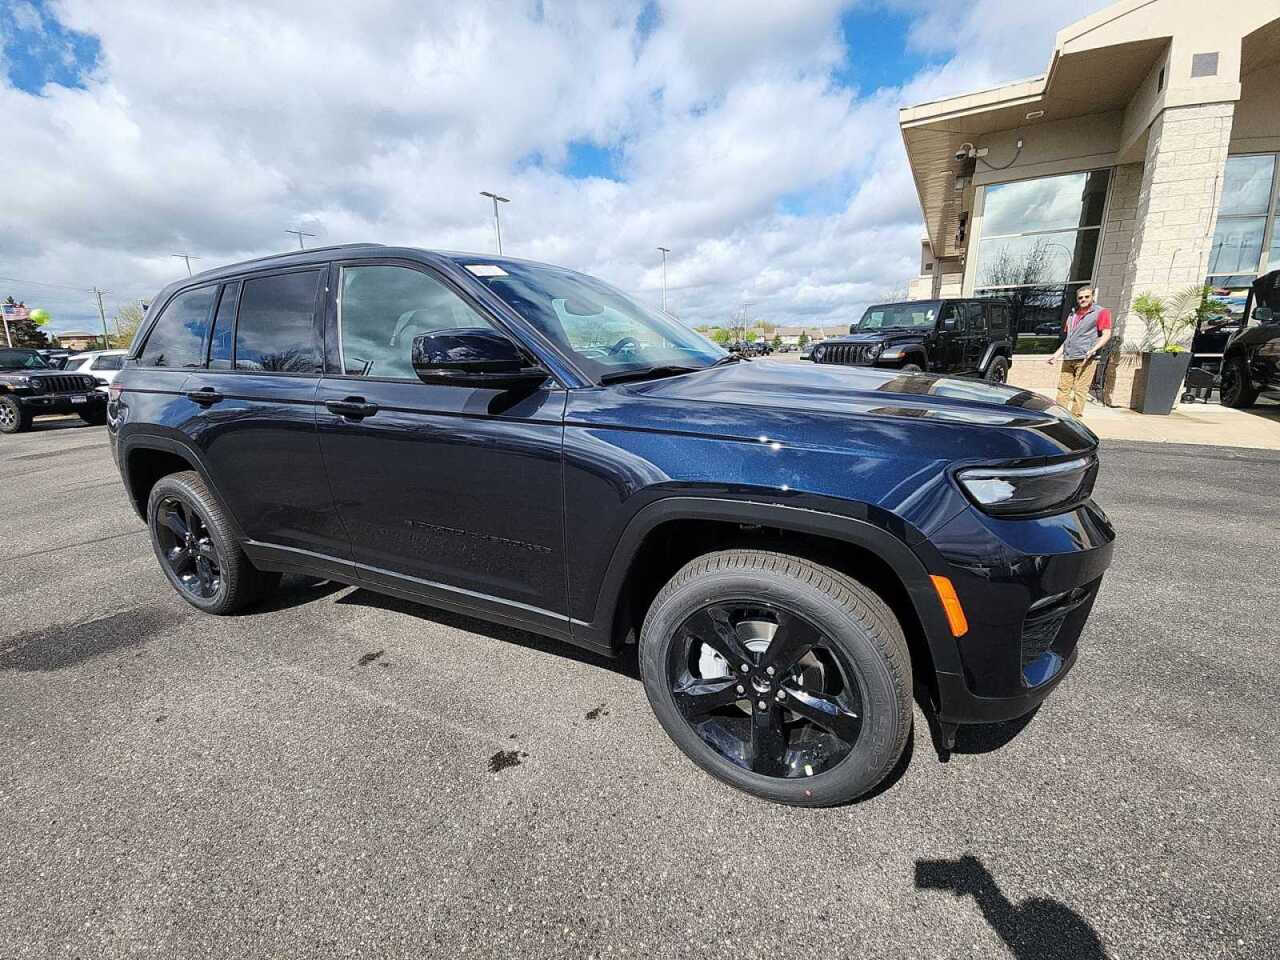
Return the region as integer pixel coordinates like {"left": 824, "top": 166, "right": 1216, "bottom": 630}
{"left": 34, "top": 374, "right": 95, "bottom": 394}
{"left": 817, "top": 342, "right": 877, "bottom": 365}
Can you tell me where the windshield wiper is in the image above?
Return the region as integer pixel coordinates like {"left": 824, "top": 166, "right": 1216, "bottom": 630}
{"left": 599, "top": 365, "right": 699, "bottom": 385}
{"left": 710, "top": 354, "right": 746, "bottom": 366}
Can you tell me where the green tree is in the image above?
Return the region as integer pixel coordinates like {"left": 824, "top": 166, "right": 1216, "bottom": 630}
{"left": 798, "top": 332, "right": 810, "bottom": 348}
{"left": 771, "top": 334, "right": 782, "bottom": 350}
{"left": 2, "top": 299, "right": 51, "bottom": 348}
{"left": 708, "top": 327, "right": 731, "bottom": 345}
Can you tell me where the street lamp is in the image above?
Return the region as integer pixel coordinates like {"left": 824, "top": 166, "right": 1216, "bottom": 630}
{"left": 480, "top": 191, "right": 510, "bottom": 255}
{"left": 657, "top": 246, "right": 670, "bottom": 313}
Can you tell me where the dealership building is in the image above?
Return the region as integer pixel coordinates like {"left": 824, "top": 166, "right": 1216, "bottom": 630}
{"left": 900, "top": 0, "right": 1280, "bottom": 405}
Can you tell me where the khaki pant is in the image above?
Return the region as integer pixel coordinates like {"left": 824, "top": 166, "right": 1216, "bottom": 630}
{"left": 1056, "top": 357, "right": 1097, "bottom": 417}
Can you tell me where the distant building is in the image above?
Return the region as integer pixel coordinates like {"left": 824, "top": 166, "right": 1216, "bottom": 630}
{"left": 55, "top": 331, "right": 100, "bottom": 351}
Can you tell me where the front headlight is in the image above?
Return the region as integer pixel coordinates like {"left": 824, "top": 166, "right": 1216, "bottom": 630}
{"left": 9, "top": 375, "right": 36, "bottom": 392}
{"left": 957, "top": 456, "right": 1095, "bottom": 516}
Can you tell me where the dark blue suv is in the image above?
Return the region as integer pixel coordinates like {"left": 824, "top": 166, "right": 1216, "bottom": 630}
{"left": 108, "top": 243, "right": 1114, "bottom": 806}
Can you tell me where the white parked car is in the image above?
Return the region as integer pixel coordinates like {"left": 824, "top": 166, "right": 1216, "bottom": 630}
{"left": 62, "top": 349, "right": 128, "bottom": 393}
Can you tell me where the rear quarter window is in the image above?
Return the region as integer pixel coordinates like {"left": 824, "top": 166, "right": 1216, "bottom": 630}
{"left": 139, "top": 286, "right": 217, "bottom": 368}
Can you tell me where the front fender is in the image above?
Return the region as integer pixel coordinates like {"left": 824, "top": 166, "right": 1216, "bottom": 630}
{"left": 574, "top": 495, "right": 962, "bottom": 677}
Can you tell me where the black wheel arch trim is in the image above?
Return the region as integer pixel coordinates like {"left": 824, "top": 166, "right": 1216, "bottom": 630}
{"left": 119, "top": 433, "right": 249, "bottom": 543}
{"left": 577, "top": 495, "right": 962, "bottom": 676}
{"left": 978, "top": 341, "right": 1013, "bottom": 374}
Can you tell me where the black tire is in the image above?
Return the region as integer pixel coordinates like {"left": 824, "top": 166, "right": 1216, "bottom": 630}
{"left": 146, "top": 470, "right": 278, "bottom": 614}
{"left": 901, "top": 362, "right": 923, "bottom": 373}
{"left": 1219, "top": 353, "right": 1258, "bottom": 408}
{"left": 0, "top": 395, "right": 32, "bottom": 434}
{"left": 985, "top": 355, "right": 1009, "bottom": 384}
{"left": 79, "top": 408, "right": 107, "bottom": 426}
{"left": 639, "top": 549, "right": 912, "bottom": 807}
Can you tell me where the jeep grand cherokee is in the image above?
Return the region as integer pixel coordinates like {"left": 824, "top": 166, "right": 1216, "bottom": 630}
{"left": 108, "top": 244, "right": 1114, "bottom": 806}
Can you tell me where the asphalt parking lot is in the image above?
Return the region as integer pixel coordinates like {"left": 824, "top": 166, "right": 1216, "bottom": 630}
{"left": 2, "top": 417, "right": 1277, "bottom": 960}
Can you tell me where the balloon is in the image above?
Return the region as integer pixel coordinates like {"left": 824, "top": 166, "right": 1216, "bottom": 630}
{"left": 28, "top": 308, "right": 50, "bottom": 325}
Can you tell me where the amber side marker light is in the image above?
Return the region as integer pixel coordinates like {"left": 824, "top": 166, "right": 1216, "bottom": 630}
{"left": 930, "top": 575, "right": 969, "bottom": 637}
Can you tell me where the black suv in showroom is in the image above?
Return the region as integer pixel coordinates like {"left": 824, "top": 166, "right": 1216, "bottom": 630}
{"left": 811, "top": 298, "right": 1017, "bottom": 383}
{"left": 0, "top": 347, "right": 105, "bottom": 433}
{"left": 108, "top": 244, "right": 1114, "bottom": 806}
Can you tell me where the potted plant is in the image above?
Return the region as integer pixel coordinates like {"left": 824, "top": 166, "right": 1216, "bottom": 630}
{"left": 1131, "top": 286, "right": 1205, "bottom": 415}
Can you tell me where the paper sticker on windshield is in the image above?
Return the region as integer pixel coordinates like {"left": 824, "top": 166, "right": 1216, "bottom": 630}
{"left": 925, "top": 309, "right": 934, "bottom": 320}
{"left": 466, "top": 264, "right": 508, "bottom": 277}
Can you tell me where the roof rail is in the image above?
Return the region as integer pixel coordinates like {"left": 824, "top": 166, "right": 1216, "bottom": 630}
{"left": 242, "top": 242, "right": 384, "bottom": 266}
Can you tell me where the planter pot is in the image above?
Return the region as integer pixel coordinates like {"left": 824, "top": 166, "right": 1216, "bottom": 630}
{"left": 1136, "top": 351, "right": 1192, "bottom": 415}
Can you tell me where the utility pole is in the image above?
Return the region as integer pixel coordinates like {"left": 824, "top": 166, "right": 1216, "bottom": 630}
{"left": 479, "top": 192, "right": 510, "bottom": 255}
{"left": 93, "top": 288, "right": 110, "bottom": 348}
{"left": 286, "top": 227, "right": 316, "bottom": 249}
{"left": 171, "top": 253, "right": 200, "bottom": 276}
{"left": 657, "top": 246, "right": 670, "bottom": 313}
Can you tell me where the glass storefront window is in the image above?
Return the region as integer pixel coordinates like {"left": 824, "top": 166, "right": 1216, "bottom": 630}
{"left": 1207, "top": 217, "right": 1267, "bottom": 275}
{"left": 1219, "top": 154, "right": 1275, "bottom": 216}
{"left": 974, "top": 169, "right": 1110, "bottom": 334}
{"left": 981, "top": 170, "right": 1109, "bottom": 237}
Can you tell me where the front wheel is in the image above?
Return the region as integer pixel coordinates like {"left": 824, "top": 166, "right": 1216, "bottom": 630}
{"left": 1219, "top": 354, "right": 1258, "bottom": 408}
{"left": 0, "top": 395, "right": 31, "bottom": 434}
{"left": 639, "top": 550, "right": 912, "bottom": 806}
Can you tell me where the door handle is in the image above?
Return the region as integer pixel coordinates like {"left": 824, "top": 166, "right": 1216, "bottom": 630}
{"left": 325, "top": 397, "right": 379, "bottom": 419}
{"left": 186, "top": 387, "right": 223, "bottom": 405}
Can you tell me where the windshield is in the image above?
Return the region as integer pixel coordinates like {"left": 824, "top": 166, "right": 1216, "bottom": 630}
{"left": 458, "top": 259, "right": 725, "bottom": 381}
{"left": 855, "top": 302, "right": 940, "bottom": 331}
{"left": 0, "top": 349, "right": 49, "bottom": 369}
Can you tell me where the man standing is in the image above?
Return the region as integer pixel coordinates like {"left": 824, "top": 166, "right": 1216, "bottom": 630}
{"left": 1048, "top": 286, "right": 1112, "bottom": 417}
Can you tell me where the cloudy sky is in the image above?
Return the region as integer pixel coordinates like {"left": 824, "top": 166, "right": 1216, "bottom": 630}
{"left": 1, "top": 0, "right": 1108, "bottom": 337}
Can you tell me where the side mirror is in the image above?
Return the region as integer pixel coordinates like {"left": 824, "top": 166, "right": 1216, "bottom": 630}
{"left": 1255, "top": 306, "right": 1273, "bottom": 322}
{"left": 411, "top": 328, "right": 548, "bottom": 390}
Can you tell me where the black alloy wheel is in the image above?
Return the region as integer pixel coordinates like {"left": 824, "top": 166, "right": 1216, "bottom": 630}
{"left": 640, "top": 550, "right": 912, "bottom": 806}
{"left": 1219, "top": 354, "right": 1257, "bottom": 408}
{"left": 986, "top": 356, "right": 1009, "bottom": 384}
{"left": 154, "top": 495, "right": 223, "bottom": 600}
{"left": 667, "top": 601, "right": 863, "bottom": 779}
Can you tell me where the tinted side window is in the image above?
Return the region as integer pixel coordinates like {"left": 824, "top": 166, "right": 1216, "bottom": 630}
{"left": 338, "top": 265, "right": 495, "bottom": 378}
{"left": 235, "top": 271, "right": 323, "bottom": 373}
{"left": 95, "top": 355, "right": 124, "bottom": 371}
{"left": 987, "top": 304, "right": 1008, "bottom": 331}
{"left": 209, "top": 281, "right": 240, "bottom": 370}
{"left": 139, "top": 286, "right": 216, "bottom": 368}
{"left": 966, "top": 303, "right": 987, "bottom": 333}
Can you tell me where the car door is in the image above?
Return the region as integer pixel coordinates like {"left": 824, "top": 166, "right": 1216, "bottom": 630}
{"left": 933, "top": 302, "right": 964, "bottom": 372}
{"left": 963, "top": 302, "right": 987, "bottom": 373}
{"left": 178, "top": 268, "right": 351, "bottom": 572}
{"left": 315, "top": 259, "right": 568, "bottom": 634}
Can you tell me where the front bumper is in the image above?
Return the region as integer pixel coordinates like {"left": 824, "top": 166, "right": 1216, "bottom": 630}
{"left": 18, "top": 391, "right": 107, "bottom": 416}
{"left": 922, "top": 499, "right": 1115, "bottom": 725}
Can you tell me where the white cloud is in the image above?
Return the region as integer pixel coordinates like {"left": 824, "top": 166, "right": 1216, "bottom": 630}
{"left": 1, "top": 0, "right": 1110, "bottom": 336}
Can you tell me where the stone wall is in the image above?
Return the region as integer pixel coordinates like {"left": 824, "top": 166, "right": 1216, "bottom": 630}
{"left": 1119, "top": 101, "right": 1236, "bottom": 349}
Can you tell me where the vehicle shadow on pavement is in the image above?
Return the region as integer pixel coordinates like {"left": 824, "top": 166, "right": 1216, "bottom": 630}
{"left": 333, "top": 587, "right": 641, "bottom": 679}
{"left": 915, "top": 855, "right": 1107, "bottom": 959}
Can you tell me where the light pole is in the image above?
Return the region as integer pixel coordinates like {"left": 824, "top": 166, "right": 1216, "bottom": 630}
{"left": 657, "top": 246, "right": 670, "bottom": 313}
{"left": 171, "top": 253, "right": 200, "bottom": 276}
{"left": 479, "top": 191, "right": 510, "bottom": 255}
{"left": 286, "top": 227, "right": 316, "bottom": 249}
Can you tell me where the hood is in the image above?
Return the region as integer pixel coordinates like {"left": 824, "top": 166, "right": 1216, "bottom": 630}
{"left": 829, "top": 330, "right": 926, "bottom": 345}
{"left": 625, "top": 358, "right": 1096, "bottom": 454}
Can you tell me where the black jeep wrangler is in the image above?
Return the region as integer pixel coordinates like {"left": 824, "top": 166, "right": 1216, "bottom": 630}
{"left": 0, "top": 348, "right": 105, "bottom": 433}
{"left": 1218, "top": 270, "right": 1280, "bottom": 408}
{"left": 811, "top": 298, "right": 1016, "bottom": 383}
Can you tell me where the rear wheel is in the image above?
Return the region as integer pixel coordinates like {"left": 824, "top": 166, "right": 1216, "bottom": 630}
{"left": 639, "top": 550, "right": 912, "bottom": 806}
{"left": 901, "top": 362, "right": 923, "bottom": 373}
{"left": 1219, "top": 354, "right": 1258, "bottom": 408}
{"left": 147, "top": 470, "right": 279, "bottom": 614}
{"left": 985, "top": 355, "right": 1009, "bottom": 384}
{"left": 0, "top": 395, "right": 31, "bottom": 434}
